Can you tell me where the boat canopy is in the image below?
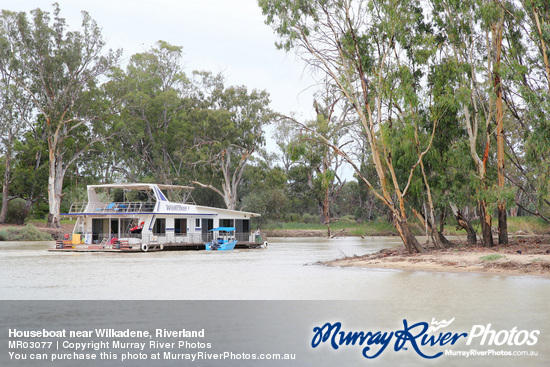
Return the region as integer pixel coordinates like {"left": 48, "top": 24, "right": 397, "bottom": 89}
{"left": 209, "top": 227, "right": 236, "bottom": 232}
{"left": 88, "top": 183, "right": 194, "bottom": 191}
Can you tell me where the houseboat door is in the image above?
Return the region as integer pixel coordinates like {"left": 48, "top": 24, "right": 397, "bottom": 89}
{"left": 92, "top": 218, "right": 108, "bottom": 242}
{"left": 201, "top": 219, "right": 214, "bottom": 241}
{"left": 235, "top": 219, "right": 250, "bottom": 241}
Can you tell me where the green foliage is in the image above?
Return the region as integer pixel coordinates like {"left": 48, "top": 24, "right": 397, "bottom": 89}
{"left": 0, "top": 4, "right": 122, "bottom": 226}
{"left": 507, "top": 216, "right": 550, "bottom": 234}
{"left": 107, "top": 40, "right": 190, "bottom": 183}
{"left": 301, "top": 213, "right": 317, "bottom": 224}
{"left": 3, "top": 198, "right": 28, "bottom": 224}
{"left": 338, "top": 215, "right": 356, "bottom": 223}
{"left": 0, "top": 224, "right": 52, "bottom": 241}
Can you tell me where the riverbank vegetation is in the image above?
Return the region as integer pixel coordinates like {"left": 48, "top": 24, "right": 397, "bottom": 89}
{"left": 1, "top": 2, "right": 549, "bottom": 251}
{"left": 0, "top": 224, "right": 53, "bottom": 241}
{"left": 1, "top": 215, "right": 545, "bottom": 242}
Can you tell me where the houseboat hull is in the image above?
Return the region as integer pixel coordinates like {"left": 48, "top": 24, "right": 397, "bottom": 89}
{"left": 49, "top": 240, "right": 263, "bottom": 252}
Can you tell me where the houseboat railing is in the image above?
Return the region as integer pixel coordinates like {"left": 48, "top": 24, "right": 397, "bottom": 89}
{"left": 75, "top": 232, "right": 257, "bottom": 245}
{"left": 69, "top": 202, "right": 156, "bottom": 213}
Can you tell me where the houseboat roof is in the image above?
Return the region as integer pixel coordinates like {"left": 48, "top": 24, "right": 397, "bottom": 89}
{"left": 88, "top": 183, "right": 194, "bottom": 191}
{"left": 63, "top": 183, "right": 261, "bottom": 218}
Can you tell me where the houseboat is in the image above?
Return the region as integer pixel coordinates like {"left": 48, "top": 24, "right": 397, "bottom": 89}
{"left": 51, "top": 183, "right": 267, "bottom": 252}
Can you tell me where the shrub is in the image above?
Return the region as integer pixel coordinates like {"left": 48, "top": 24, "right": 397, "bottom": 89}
{"left": 287, "top": 213, "right": 302, "bottom": 222}
{"left": 6, "top": 198, "right": 29, "bottom": 225}
{"left": 301, "top": 213, "right": 317, "bottom": 224}
{"left": 30, "top": 203, "right": 49, "bottom": 220}
{"left": 0, "top": 224, "right": 52, "bottom": 241}
{"left": 339, "top": 215, "right": 356, "bottom": 223}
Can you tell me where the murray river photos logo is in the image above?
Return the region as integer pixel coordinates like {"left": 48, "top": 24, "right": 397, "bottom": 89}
{"left": 311, "top": 318, "right": 540, "bottom": 359}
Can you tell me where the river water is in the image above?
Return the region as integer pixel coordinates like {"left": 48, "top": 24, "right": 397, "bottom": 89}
{"left": 1, "top": 237, "right": 549, "bottom": 366}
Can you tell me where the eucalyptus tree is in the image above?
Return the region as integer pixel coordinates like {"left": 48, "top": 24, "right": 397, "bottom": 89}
{"left": 3, "top": 4, "right": 120, "bottom": 227}
{"left": 0, "top": 10, "right": 34, "bottom": 223}
{"left": 9, "top": 120, "right": 49, "bottom": 220}
{"left": 431, "top": 0, "right": 510, "bottom": 246}
{"left": 273, "top": 117, "right": 301, "bottom": 173}
{"left": 283, "top": 85, "right": 350, "bottom": 235}
{"left": 487, "top": 1, "right": 508, "bottom": 244}
{"left": 423, "top": 56, "right": 480, "bottom": 244}
{"left": 261, "top": 0, "right": 442, "bottom": 253}
{"left": 107, "top": 41, "right": 191, "bottom": 184}
{"left": 500, "top": 0, "right": 550, "bottom": 222}
{"left": 239, "top": 151, "right": 287, "bottom": 222}
{"left": 189, "top": 73, "right": 273, "bottom": 210}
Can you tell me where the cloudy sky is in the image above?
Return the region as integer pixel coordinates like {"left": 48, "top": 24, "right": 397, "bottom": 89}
{"left": 8, "top": 0, "right": 318, "bottom": 121}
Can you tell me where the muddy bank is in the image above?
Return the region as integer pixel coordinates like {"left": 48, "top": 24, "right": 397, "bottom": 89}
{"left": 322, "top": 236, "right": 550, "bottom": 277}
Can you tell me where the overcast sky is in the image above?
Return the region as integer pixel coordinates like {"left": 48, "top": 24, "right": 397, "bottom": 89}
{"left": 8, "top": 0, "right": 318, "bottom": 120}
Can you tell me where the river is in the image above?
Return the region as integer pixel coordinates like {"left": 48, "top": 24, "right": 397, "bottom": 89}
{"left": 1, "top": 237, "right": 548, "bottom": 366}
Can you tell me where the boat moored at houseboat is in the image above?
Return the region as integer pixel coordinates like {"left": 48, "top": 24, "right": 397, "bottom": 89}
{"left": 205, "top": 227, "right": 238, "bottom": 251}
{"left": 51, "top": 183, "right": 267, "bottom": 252}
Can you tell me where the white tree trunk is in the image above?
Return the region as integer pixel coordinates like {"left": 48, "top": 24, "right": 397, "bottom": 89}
{"left": 47, "top": 152, "right": 64, "bottom": 228}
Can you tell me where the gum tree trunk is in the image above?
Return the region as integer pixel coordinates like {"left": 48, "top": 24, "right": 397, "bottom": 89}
{"left": 394, "top": 212, "right": 425, "bottom": 254}
{"left": 451, "top": 204, "right": 477, "bottom": 246}
{"left": 0, "top": 144, "right": 12, "bottom": 223}
{"left": 47, "top": 149, "right": 65, "bottom": 229}
{"left": 493, "top": 11, "right": 508, "bottom": 245}
{"left": 479, "top": 200, "right": 494, "bottom": 247}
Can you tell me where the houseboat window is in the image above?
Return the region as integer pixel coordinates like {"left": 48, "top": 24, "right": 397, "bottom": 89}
{"left": 174, "top": 218, "right": 187, "bottom": 234}
{"left": 235, "top": 219, "right": 249, "bottom": 234}
{"left": 153, "top": 218, "right": 166, "bottom": 235}
{"left": 220, "top": 219, "right": 234, "bottom": 228}
{"left": 195, "top": 218, "right": 200, "bottom": 228}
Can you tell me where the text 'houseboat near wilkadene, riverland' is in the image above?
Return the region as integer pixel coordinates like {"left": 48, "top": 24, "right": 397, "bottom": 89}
{"left": 50, "top": 183, "right": 268, "bottom": 252}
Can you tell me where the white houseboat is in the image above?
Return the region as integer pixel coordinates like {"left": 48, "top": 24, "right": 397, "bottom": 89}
{"left": 53, "top": 183, "right": 266, "bottom": 252}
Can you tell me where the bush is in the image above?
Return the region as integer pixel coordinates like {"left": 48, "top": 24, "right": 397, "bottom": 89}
{"left": 31, "top": 203, "right": 49, "bottom": 220}
{"left": 339, "top": 215, "right": 356, "bottom": 223}
{"left": 6, "top": 198, "right": 29, "bottom": 225}
{"left": 286, "top": 213, "right": 302, "bottom": 222}
{"left": 301, "top": 213, "right": 317, "bottom": 224}
{"left": 0, "top": 224, "right": 53, "bottom": 241}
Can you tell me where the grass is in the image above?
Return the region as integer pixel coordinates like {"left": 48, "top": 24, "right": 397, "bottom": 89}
{"left": 265, "top": 218, "right": 402, "bottom": 236}
{"left": 26, "top": 218, "right": 76, "bottom": 226}
{"left": 262, "top": 215, "right": 549, "bottom": 237}
{"left": 479, "top": 254, "right": 506, "bottom": 262}
{"left": 507, "top": 216, "right": 549, "bottom": 234}
{"left": 0, "top": 224, "right": 53, "bottom": 241}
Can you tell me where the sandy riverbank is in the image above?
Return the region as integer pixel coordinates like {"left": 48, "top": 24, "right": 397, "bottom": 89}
{"left": 322, "top": 236, "right": 550, "bottom": 277}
